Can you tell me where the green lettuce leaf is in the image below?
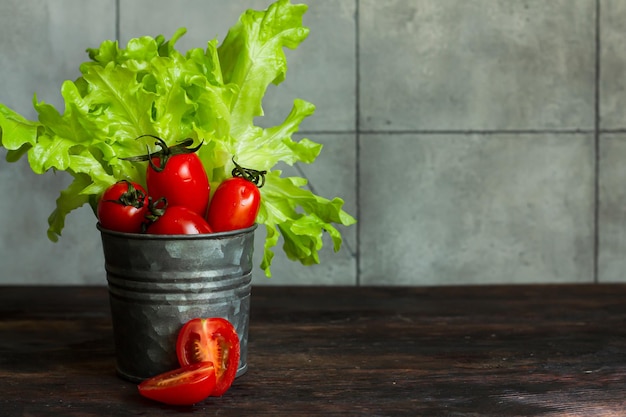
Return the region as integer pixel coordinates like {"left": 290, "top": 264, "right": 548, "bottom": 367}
{"left": 0, "top": 103, "right": 38, "bottom": 161}
{"left": 257, "top": 171, "right": 355, "bottom": 275}
{"left": 0, "top": 0, "right": 356, "bottom": 276}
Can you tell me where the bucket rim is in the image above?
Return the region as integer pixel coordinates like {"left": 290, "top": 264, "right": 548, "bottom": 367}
{"left": 97, "top": 223, "right": 257, "bottom": 240}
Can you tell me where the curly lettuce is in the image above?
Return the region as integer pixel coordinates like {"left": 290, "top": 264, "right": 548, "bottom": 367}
{"left": 0, "top": 0, "right": 355, "bottom": 277}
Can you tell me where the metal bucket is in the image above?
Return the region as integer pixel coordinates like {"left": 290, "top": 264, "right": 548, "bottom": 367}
{"left": 98, "top": 224, "right": 256, "bottom": 383}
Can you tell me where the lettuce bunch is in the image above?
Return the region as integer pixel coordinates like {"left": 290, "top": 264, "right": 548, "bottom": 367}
{"left": 0, "top": 0, "right": 355, "bottom": 276}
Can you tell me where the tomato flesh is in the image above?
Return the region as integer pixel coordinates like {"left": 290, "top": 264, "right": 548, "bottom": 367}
{"left": 146, "top": 206, "right": 213, "bottom": 235}
{"left": 147, "top": 153, "right": 210, "bottom": 217}
{"left": 176, "top": 318, "right": 240, "bottom": 396}
{"left": 138, "top": 361, "right": 216, "bottom": 406}
{"left": 97, "top": 180, "right": 149, "bottom": 233}
{"left": 206, "top": 177, "right": 261, "bottom": 232}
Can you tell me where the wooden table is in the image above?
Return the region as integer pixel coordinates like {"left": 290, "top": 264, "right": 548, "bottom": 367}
{"left": 1, "top": 284, "right": 625, "bottom": 416}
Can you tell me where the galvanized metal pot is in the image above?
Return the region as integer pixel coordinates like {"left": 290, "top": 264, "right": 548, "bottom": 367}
{"left": 98, "top": 224, "right": 256, "bottom": 383}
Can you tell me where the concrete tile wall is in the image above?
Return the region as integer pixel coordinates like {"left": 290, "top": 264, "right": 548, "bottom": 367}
{"left": 0, "top": 0, "right": 623, "bottom": 286}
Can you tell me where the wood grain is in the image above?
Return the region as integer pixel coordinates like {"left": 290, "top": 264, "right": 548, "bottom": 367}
{"left": 1, "top": 284, "right": 625, "bottom": 416}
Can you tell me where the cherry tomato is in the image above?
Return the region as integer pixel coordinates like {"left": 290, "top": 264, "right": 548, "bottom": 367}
{"left": 97, "top": 180, "right": 149, "bottom": 233}
{"left": 146, "top": 206, "right": 213, "bottom": 235}
{"left": 137, "top": 361, "right": 216, "bottom": 406}
{"left": 206, "top": 177, "right": 261, "bottom": 232}
{"left": 176, "top": 318, "right": 240, "bottom": 397}
{"left": 147, "top": 152, "right": 210, "bottom": 217}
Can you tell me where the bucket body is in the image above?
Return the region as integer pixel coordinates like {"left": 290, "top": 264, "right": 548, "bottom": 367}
{"left": 98, "top": 224, "right": 255, "bottom": 383}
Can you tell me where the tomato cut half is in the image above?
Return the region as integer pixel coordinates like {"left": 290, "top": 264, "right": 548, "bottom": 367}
{"left": 176, "top": 318, "right": 240, "bottom": 397}
{"left": 137, "top": 361, "right": 216, "bottom": 406}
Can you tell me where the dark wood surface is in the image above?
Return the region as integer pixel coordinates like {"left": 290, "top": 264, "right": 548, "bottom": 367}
{"left": 1, "top": 284, "right": 626, "bottom": 416}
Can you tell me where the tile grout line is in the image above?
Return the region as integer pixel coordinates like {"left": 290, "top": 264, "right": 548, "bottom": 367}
{"left": 302, "top": 128, "right": 626, "bottom": 135}
{"left": 593, "top": 0, "right": 601, "bottom": 284}
{"left": 115, "top": 0, "right": 121, "bottom": 42}
{"left": 355, "top": 0, "right": 361, "bottom": 287}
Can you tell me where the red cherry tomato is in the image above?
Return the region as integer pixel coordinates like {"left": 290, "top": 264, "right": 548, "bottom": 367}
{"left": 137, "top": 361, "right": 216, "bottom": 406}
{"left": 97, "top": 180, "right": 149, "bottom": 233}
{"left": 176, "top": 318, "right": 240, "bottom": 397}
{"left": 146, "top": 206, "right": 213, "bottom": 235}
{"left": 147, "top": 152, "right": 210, "bottom": 217}
{"left": 206, "top": 177, "right": 261, "bottom": 232}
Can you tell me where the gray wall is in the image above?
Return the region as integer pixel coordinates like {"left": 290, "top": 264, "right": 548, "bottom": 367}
{"left": 0, "top": 0, "right": 624, "bottom": 286}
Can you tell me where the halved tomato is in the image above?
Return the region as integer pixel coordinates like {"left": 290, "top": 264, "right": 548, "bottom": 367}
{"left": 137, "top": 361, "right": 216, "bottom": 406}
{"left": 176, "top": 318, "right": 240, "bottom": 397}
